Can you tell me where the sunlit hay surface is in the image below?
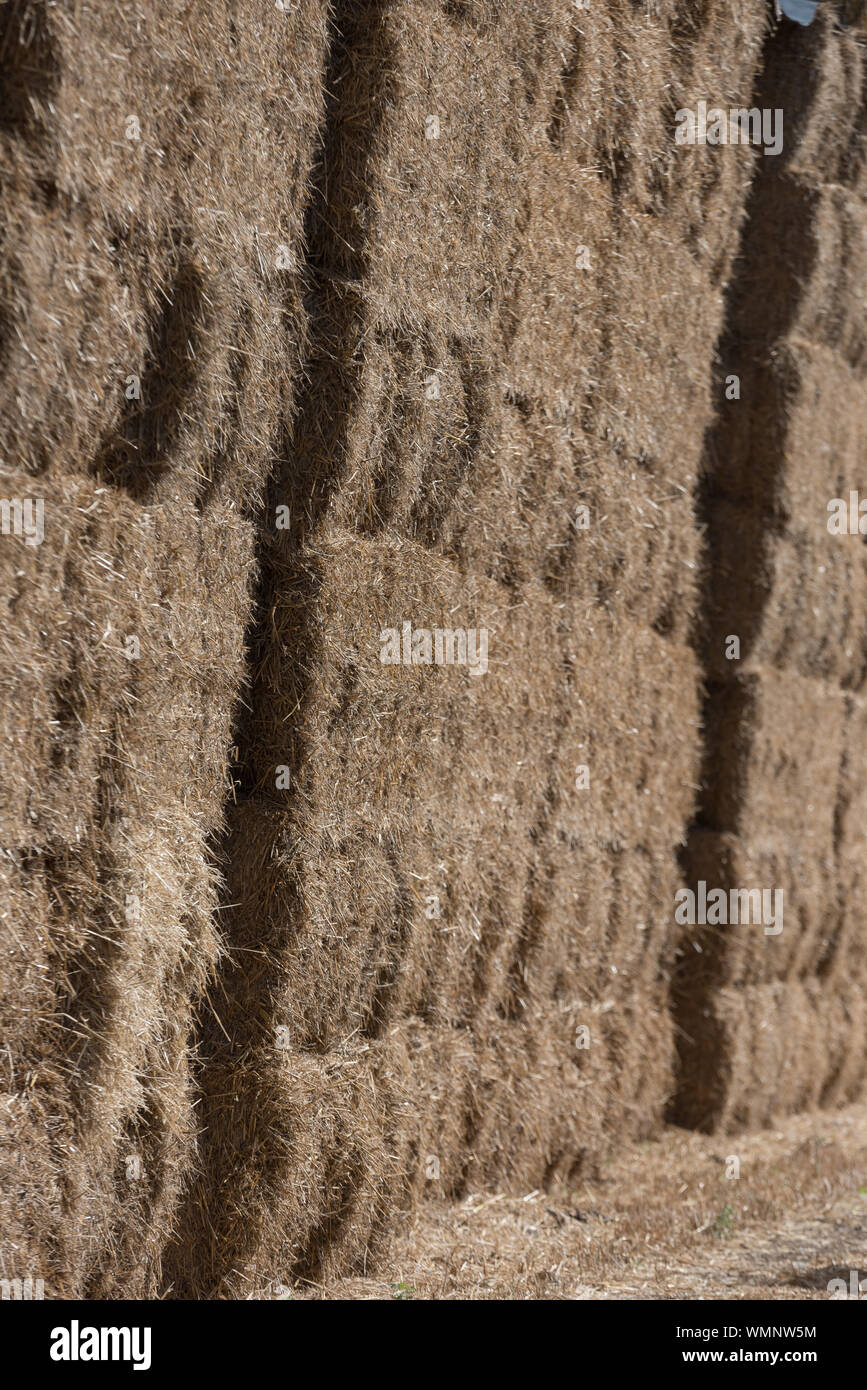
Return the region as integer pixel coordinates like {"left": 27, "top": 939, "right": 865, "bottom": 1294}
{"left": 1, "top": 0, "right": 865, "bottom": 1300}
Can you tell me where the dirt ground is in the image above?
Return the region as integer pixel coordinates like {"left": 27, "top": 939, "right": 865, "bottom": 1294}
{"left": 287, "top": 1103, "right": 867, "bottom": 1299}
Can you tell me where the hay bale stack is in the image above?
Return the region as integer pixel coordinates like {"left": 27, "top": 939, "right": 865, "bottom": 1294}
{"left": 3, "top": 0, "right": 864, "bottom": 1299}
{"left": 671, "top": 9, "right": 867, "bottom": 1134}
{"left": 0, "top": 0, "right": 330, "bottom": 1295}
{"left": 165, "top": 0, "right": 771, "bottom": 1296}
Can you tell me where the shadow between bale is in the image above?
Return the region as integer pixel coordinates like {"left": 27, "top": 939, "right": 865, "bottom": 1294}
{"left": 669, "top": 15, "right": 828, "bottom": 1132}
{"left": 163, "top": 0, "right": 399, "bottom": 1297}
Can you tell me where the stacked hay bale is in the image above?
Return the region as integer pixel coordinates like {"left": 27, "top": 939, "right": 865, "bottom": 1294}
{"left": 4, "top": 0, "right": 862, "bottom": 1301}
{"left": 671, "top": 9, "right": 867, "bottom": 1133}
{"left": 166, "top": 0, "right": 770, "bottom": 1295}
{"left": 0, "top": 0, "right": 329, "bottom": 1295}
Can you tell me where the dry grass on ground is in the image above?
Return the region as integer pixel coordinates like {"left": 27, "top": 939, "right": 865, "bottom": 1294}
{"left": 286, "top": 1104, "right": 867, "bottom": 1299}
